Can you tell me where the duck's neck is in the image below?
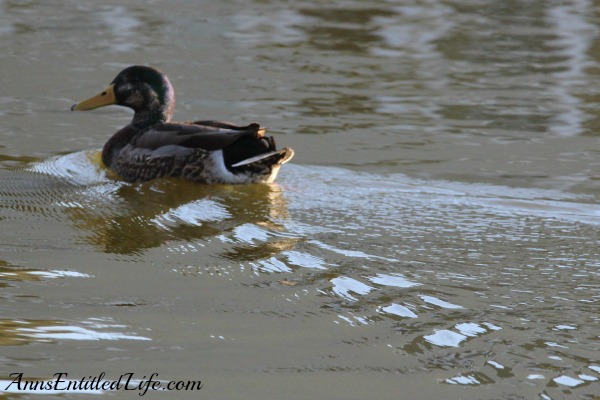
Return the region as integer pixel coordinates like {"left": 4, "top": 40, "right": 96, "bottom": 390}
{"left": 131, "top": 99, "right": 175, "bottom": 129}
{"left": 131, "top": 81, "right": 176, "bottom": 129}
{"left": 131, "top": 108, "right": 169, "bottom": 128}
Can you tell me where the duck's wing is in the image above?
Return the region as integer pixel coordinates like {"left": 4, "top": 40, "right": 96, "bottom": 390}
{"left": 192, "top": 120, "right": 266, "bottom": 135}
{"left": 132, "top": 121, "right": 266, "bottom": 151}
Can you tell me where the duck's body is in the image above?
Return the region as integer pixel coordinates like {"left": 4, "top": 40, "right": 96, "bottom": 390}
{"left": 72, "top": 66, "right": 293, "bottom": 184}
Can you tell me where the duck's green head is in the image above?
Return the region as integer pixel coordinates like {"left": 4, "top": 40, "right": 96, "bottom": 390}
{"left": 72, "top": 65, "right": 175, "bottom": 126}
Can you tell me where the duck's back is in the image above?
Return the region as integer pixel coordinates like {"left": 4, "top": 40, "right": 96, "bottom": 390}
{"left": 106, "top": 121, "right": 293, "bottom": 184}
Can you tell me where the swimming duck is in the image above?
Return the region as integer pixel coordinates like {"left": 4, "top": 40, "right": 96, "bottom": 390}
{"left": 71, "top": 65, "right": 294, "bottom": 184}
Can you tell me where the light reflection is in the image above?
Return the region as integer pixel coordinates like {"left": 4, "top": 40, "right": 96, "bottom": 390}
{"left": 330, "top": 276, "right": 374, "bottom": 302}
{"left": 527, "top": 374, "right": 546, "bottom": 380}
{"left": 283, "top": 251, "right": 328, "bottom": 270}
{"left": 545, "top": 341, "right": 569, "bottom": 349}
{"left": 424, "top": 329, "right": 467, "bottom": 348}
{"left": 233, "top": 224, "right": 271, "bottom": 244}
{"left": 579, "top": 374, "right": 597, "bottom": 382}
{"left": 379, "top": 303, "right": 417, "bottom": 319}
{"left": 553, "top": 375, "right": 585, "bottom": 387}
{"left": 445, "top": 374, "right": 481, "bottom": 385}
{"left": 554, "top": 324, "right": 577, "bottom": 331}
{"left": 456, "top": 322, "right": 487, "bottom": 337}
{"left": 17, "top": 324, "right": 151, "bottom": 342}
{"left": 482, "top": 322, "right": 502, "bottom": 331}
{"left": 152, "top": 199, "right": 231, "bottom": 227}
{"left": 0, "top": 318, "right": 151, "bottom": 345}
{"left": 337, "top": 313, "right": 369, "bottom": 327}
{"left": 368, "top": 273, "right": 421, "bottom": 288}
{"left": 419, "top": 295, "right": 464, "bottom": 309}
{"left": 424, "top": 322, "right": 501, "bottom": 348}
{"left": 589, "top": 365, "right": 600, "bottom": 373}
{"left": 252, "top": 257, "right": 292, "bottom": 274}
{"left": 309, "top": 239, "right": 397, "bottom": 262}
{"left": 0, "top": 260, "right": 90, "bottom": 287}
{"left": 27, "top": 270, "right": 90, "bottom": 279}
{"left": 486, "top": 360, "right": 505, "bottom": 370}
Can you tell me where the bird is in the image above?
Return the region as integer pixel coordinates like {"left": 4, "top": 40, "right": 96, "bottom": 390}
{"left": 71, "top": 65, "right": 294, "bottom": 184}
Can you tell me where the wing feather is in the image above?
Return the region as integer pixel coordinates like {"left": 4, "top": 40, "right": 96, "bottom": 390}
{"left": 131, "top": 121, "right": 264, "bottom": 151}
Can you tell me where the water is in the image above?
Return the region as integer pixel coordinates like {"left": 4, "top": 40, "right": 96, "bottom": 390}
{"left": 1, "top": 0, "right": 599, "bottom": 399}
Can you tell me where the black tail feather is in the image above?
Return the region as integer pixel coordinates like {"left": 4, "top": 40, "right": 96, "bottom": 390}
{"left": 223, "top": 136, "right": 277, "bottom": 169}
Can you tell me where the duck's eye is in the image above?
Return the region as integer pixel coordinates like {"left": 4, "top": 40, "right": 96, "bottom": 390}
{"left": 101, "top": 91, "right": 107, "bottom": 96}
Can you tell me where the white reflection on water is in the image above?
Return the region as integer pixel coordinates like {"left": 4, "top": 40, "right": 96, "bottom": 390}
{"left": 253, "top": 257, "right": 292, "bottom": 273}
{"left": 0, "top": 269, "right": 90, "bottom": 280}
{"left": 27, "top": 270, "right": 91, "bottom": 279}
{"left": 456, "top": 322, "right": 487, "bottom": 337}
{"left": 486, "top": 360, "right": 505, "bottom": 370}
{"left": 153, "top": 199, "right": 231, "bottom": 227}
{"left": 444, "top": 374, "right": 481, "bottom": 385}
{"left": 545, "top": 341, "right": 569, "bottom": 349}
{"left": 589, "top": 365, "right": 600, "bottom": 373}
{"left": 553, "top": 324, "right": 577, "bottom": 331}
{"left": 528, "top": 374, "right": 546, "bottom": 380}
{"left": 379, "top": 303, "right": 417, "bottom": 319}
{"left": 309, "top": 239, "right": 398, "bottom": 262}
{"left": 424, "top": 329, "right": 467, "bottom": 348}
{"left": 368, "top": 273, "right": 421, "bottom": 288}
{"left": 233, "top": 223, "right": 271, "bottom": 244}
{"left": 283, "top": 251, "right": 328, "bottom": 270}
{"left": 424, "top": 322, "right": 501, "bottom": 348}
{"left": 419, "top": 295, "right": 464, "bottom": 310}
{"left": 553, "top": 375, "right": 585, "bottom": 387}
{"left": 337, "top": 314, "right": 369, "bottom": 326}
{"left": 330, "top": 276, "right": 375, "bottom": 302}
{"left": 15, "top": 318, "right": 151, "bottom": 342}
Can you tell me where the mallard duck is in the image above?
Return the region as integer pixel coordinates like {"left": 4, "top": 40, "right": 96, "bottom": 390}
{"left": 71, "top": 65, "right": 294, "bottom": 184}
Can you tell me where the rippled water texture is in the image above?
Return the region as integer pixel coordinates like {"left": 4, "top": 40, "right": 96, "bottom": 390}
{"left": 1, "top": 1, "right": 600, "bottom": 399}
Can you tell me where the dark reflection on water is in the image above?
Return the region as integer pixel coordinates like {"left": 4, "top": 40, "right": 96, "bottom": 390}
{"left": 72, "top": 178, "right": 289, "bottom": 256}
{"left": 3, "top": 152, "right": 291, "bottom": 257}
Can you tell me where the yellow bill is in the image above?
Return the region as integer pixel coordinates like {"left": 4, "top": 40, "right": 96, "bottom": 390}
{"left": 71, "top": 84, "right": 116, "bottom": 111}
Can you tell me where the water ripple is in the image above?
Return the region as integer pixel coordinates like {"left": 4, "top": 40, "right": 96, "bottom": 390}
{"left": 330, "top": 276, "right": 375, "bottom": 302}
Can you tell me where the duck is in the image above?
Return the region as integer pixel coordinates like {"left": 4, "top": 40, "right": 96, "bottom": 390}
{"left": 71, "top": 65, "right": 294, "bottom": 184}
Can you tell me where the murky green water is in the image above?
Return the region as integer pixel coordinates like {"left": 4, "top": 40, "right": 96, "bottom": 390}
{"left": 1, "top": 0, "right": 599, "bottom": 399}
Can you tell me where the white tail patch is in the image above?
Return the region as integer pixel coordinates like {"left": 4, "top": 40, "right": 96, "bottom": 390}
{"left": 231, "top": 149, "right": 292, "bottom": 168}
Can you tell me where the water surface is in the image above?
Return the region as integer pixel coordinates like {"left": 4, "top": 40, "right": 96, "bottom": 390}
{"left": 1, "top": 1, "right": 599, "bottom": 399}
